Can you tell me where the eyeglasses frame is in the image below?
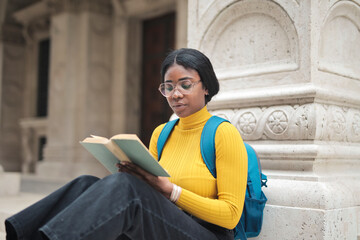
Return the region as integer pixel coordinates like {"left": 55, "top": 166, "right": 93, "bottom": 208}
{"left": 158, "top": 80, "right": 202, "bottom": 97}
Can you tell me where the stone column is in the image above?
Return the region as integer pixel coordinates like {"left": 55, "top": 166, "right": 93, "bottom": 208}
{"left": 38, "top": 0, "right": 114, "bottom": 178}
{"left": 0, "top": 24, "right": 26, "bottom": 171}
{"left": 188, "top": 0, "right": 360, "bottom": 239}
{"left": 110, "top": 0, "right": 141, "bottom": 135}
{"left": 0, "top": 22, "right": 23, "bottom": 195}
{"left": 175, "top": 0, "right": 188, "bottom": 49}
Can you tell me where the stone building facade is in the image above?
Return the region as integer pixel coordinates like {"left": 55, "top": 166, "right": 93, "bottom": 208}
{"left": 0, "top": 0, "right": 359, "bottom": 239}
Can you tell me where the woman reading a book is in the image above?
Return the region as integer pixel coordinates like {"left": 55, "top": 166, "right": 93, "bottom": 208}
{"left": 5, "top": 48, "right": 247, "bottom": 240}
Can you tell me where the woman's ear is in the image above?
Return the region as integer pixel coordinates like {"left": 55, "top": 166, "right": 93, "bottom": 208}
{"left": 205, "top": 89, "right": 209, "bottom": 95}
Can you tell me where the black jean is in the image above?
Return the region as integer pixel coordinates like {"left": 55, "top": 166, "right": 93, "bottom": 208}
{"left": 5, "top": 173, "right": 234, "bottom": 240}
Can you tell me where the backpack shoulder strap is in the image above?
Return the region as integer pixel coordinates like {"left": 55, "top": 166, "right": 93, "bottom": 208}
{"left": 200, "top": 116, "right": 229, "bottom": 178}
{"left": 157, "top": 118, "right": 179, "bottom": 160}
{"left": 244, "top": 142, "right": 265, "bottom": 199}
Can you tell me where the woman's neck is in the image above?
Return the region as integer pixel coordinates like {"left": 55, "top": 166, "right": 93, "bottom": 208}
{"left": 177, "top": 106, "right": 211, "bottom": 130}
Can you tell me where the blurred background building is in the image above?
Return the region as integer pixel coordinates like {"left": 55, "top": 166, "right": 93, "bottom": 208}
{"left": 0, "top": 0, "right": 359, "bottom": 239}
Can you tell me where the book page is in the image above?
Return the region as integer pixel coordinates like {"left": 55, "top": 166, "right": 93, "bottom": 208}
{"left": 82, "top": 135, "right": 109, "bottom": 144}
{"left": 81, "top": 134, "right": 169, "bottom": 177}
{"left": 111, "top": 134, "right": 140, "bottom": 141}
{"left": 80, "top": 142, "right": 119, "bottom": 174}
{"left": 112, "top": 135, "right": 170, "bottom": 177}
{"left": 105, "top": 141, "right": 130, "bottom": 162}
{"left": 81, "top": 135, "right": 130, "bottom": 162}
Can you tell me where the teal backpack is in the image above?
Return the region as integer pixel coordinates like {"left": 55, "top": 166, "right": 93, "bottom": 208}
{"left": 157, "top": 116, "right": 267, "bottom": 240}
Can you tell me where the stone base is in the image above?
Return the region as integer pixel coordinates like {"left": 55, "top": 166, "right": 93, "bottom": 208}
{"left": 36, "top": 159, "right": 109, "bottom": 180}
{"left": 256, "top": 205, "right": 359, "bottom": 240}
{"left": 0, "top": 171, "right": 21, "bottom": 196}
{"left": 255, "top": 172, "right": 360, "bottom": 240}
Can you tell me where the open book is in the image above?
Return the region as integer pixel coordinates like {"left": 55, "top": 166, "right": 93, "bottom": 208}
{"left": 80, "top": 134, "right": 170, "bottom": 177}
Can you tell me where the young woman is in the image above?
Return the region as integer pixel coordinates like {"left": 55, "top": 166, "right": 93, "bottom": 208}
{"left": 5, "top": 48, "right": 247, "bottom": 240}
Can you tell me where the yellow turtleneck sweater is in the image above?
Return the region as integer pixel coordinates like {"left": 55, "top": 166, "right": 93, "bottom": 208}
{"left": 149, "top": 106, "right": 248, "bottom": 229}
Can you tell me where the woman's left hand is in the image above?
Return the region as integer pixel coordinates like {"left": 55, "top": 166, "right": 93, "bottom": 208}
{"left": 116, "top": 162, "right": 173, "bottom": 200}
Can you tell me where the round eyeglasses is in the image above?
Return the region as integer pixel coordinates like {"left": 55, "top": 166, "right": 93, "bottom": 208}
{"left": 158, "top": 80, "right": 201, "bottom": 97}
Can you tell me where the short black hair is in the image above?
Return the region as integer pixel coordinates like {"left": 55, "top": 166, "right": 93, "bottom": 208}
{"left": 160, "top": 48, "right": 219, "bottom": 104}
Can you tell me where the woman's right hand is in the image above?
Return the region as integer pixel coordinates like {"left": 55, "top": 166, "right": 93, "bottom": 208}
{"left": 116, "top": 162, "right": 173, "bottom": 200}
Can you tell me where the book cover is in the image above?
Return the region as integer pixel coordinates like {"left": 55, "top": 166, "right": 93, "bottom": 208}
{"left": 80, "top": 134, "right": 170, "bottom": 177}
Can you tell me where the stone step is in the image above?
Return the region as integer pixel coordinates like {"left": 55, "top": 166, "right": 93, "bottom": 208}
{"left": 0, "top": 192, "right": 45, "bottom": 239}
{"left": 20, "top": 174, "right": 71, "bottom": 194}
{"left": 0, "top": 174, "right": 71, "bottom": 239}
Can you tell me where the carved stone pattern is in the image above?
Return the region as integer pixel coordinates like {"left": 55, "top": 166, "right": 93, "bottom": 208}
{"left": 320, "top": 106, "right": 346, "bottom": 141}
{"left": 318, "top": 1, "right": 360, "bottom": 80}
{"left": 210, "top": 109, "right": 235, "bottom": 122}
{"left": 199, "top": 0, "right": 299, "bottom": 77}
{"left": 328, "top": 110, "right": 346, "bottom": 135}
{"left": 197, "top": 0, "right": 214, "bottom": 22}
{"left": 239, "top": 112, "right": 257, "bottom": 134}
{"left": 266, "top": 110, "right": 288, "bottom": 135}
{"left": 211, "top": 104, "right": 360, "bottom": 142}
{"left": 352, "top": 114, "right": 360, "bottom": 136}
{"left": 348, "top": 111, "right": 360, "bottom": 142}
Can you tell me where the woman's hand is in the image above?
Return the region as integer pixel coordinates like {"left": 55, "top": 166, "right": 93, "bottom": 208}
{"left": 116, "top": 162, "right": 173, "bottom": 199}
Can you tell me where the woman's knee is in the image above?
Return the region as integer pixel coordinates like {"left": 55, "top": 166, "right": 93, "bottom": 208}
{"left": 102, "top": 173, "right": 148, "bottom": 195}
{"left": 72, "top": 175, "right": 100, "bottom": 188}
{"left": 103, "top": 173, "right": 137, "bottom": 185}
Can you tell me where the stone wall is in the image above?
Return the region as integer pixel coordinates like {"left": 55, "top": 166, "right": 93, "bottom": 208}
{"left": 188, "top": 0, "right": 360, "bottom": 239}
